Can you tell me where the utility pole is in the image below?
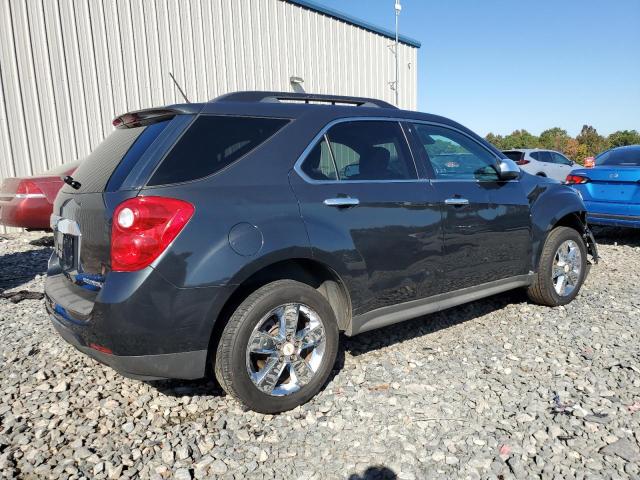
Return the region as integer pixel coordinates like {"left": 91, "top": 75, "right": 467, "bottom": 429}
{"left": 394, "top": 0, "right": 401, "bottom": 106}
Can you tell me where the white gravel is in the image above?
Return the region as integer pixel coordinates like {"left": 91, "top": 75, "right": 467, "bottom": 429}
{"left": 1, "top": 229, "right": 639, "bottom": 479}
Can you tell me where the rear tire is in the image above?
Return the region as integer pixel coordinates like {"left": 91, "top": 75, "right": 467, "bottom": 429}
{"left": 214, "top": 280, "right": 339, "bottom": 413}
{"left": 527, "top": 227, "right": 587, "bottom": 306}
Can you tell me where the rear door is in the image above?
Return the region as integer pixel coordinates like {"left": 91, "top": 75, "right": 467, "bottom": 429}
{"left": 531, "top": 151, "right": 556, "bottom": 178}
{"left": 290, "top": 119, "right": 443, "bottom": 316}
{"left": 406, "top": 123, "right": 531, "bottom": 292}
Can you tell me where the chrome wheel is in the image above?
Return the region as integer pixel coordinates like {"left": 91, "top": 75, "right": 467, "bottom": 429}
{"left": 245, "top": 303, "right": 326, "bottom": 396}
{"left": 552, "top": 240, "right": 582, "bottom": 296}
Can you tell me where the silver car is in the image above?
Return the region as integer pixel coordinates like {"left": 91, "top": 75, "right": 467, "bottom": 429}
{"left": 502, "top": 149, "right": 576, "bottom": 182}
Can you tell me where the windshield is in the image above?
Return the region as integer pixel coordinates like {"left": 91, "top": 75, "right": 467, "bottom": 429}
{"left": 595, "top": 147, "right": 640, "bottom": 167}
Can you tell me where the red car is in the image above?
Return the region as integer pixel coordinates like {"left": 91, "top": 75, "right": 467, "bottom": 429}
{"left": 0, "top": 161, "right": 79, "bottom": 230}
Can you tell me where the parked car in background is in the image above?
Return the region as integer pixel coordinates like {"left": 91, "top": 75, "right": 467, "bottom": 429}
{"left": 566, "top": 145, "right": 640, "bottom": 228}
{"left": 46, "top": 91, "right": 597, "bottom": 413}
{"left": 502, "top": 149, "right": 575, "bottom": 182}
{"left": 0, "top": 162, "right": 80, "bottom": 230}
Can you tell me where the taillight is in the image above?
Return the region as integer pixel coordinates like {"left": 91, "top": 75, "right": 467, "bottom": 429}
{"left": 565, "top": 174, "right": 590, "bottom": 184}
{"left": 111, "top": 196, "right": 194, "bottom": 272}
{"left": 15, "top": 180, "right": 46, "bottom": 198}
{"left": 516, "top": 159, "right": 530, "bottom": 165}
{"left": 584, "top": 157, "right": 595, "bottom": 168}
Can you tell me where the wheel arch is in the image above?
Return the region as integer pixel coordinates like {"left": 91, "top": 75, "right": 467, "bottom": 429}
{"left": 206, "top": 257, "right": 352, "bottom": 373}
{"left": 533, "top": 210, "right": 592, "bottom": 271}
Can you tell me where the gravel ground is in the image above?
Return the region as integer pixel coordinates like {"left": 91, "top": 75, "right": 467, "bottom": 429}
{"left": 0, "top": 228, "right": 639, "bottom": 480}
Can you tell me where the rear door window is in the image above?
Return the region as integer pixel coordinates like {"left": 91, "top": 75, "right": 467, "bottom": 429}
{"left": 551, "top": 152, "right": 572, "bottom": 165}
{"left": 324, "top": 121, "right": 417, "bottom": 181}
{"left": 148, "top": 116, "right": 289, "bottom": 186}
{"left": 531, "top": 151, "right": 552, "bottom": 163}
{"left": 300, "top": 137, "right": 338, "bottom": 180}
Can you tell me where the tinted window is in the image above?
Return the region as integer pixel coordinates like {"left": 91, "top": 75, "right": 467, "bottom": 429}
{"left": 149, "top": 116, "right": 288, "bottom": 185}
{"left": 411, "top": 124, "right": 499, "bottom": 181}
{"left": 63, "top": 126, "right": 151, "bottom": 194}
{"left": 324, "top": 121, "right": 416, "bottom": 180}
{"left": 531, "top": 151, "right": 552, "bottom": 163}
{"left": 596, "top": 147, "right": 640, "bottom": 166}
{"left": 551, "top": 152, "right": 572, "bottom": 165}
{"left": 301, "top": 137, "right": 338, "bottom": 180}
{"left": 503, "top": 151, "right": 523, "bottom": 162}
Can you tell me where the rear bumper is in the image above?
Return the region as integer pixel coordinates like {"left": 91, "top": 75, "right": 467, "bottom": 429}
{"left": 587, "top": 213, "right": 640, "bottom": 228}
{"left": 0, "top": 197, "right": 52, "bottom": 229}
{"left": 45, "top": 254, "right": 233, "bottom": 380}
{"left": 49, "top": 310, "right": 207, "bottom": 380}
{"left": 584, "top": 200, "right": 640, "bottom": 228}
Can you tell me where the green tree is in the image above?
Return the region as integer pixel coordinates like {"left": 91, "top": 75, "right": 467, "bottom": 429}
{"left": 607, "top": 130, "right": 640, "bottom": 148}
{"left": 485, "top": 132, "right": 506, "bottom": 150}
{"left": 565, "top": 138, "right": 588, "bottom": 165}
{"left": 502, "top": 130, "right": 540, "bottom": 149}
{"left": 576, "top": 125, "right": 607, "bottom": 157}
{"left": 539, "top": 127, "right": 570, "bottom": 151}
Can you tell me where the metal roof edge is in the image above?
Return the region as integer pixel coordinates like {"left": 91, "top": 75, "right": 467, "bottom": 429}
{"left": 284, "top": 0, "right": 422, "bottom": 48}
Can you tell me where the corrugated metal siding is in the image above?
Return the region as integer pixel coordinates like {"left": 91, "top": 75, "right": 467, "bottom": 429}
{"left": 0, "top": 0, "right": 418, "bottom": 231}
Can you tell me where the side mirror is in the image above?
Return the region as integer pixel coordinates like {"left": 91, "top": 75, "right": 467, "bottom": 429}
{"left": 497, "top": 158, "right": 520, "bottom": 180}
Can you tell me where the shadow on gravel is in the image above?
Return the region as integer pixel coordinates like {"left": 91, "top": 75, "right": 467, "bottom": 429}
{"left": 150, "top": 378, "right": 225, "bottom": 399}
{"left": 343, "top": 289, "right": 527, "bottom": 357}
{"left": 591, "top": 226, "right": 640, "bottom": 247}
{"left": 348, "top": 466, "right": 397, "bottom": 480}
{"left": 0, "top": 245, "right": 52, "bottom": 291}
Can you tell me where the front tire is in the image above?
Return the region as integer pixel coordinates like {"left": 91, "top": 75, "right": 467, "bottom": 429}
{"left": 527, "top": 226, "right": 588, "bottom": 306}
{"left": 214, "top": 280, "right": 339, "bottom": 413}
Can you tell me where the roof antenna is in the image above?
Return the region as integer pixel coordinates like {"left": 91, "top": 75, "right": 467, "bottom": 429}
{"left": 169, "top": 72, "right": 190, "bottom": 103}
{"left": 290, "top": 76, "right": 305, "bottom": 94}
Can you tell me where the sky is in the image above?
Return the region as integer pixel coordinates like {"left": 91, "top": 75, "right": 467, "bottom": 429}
{"left": 314, "top": 0, "right": 640, "bottom": 137}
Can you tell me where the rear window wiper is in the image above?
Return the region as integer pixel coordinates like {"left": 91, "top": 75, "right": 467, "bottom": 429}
{"left": 63, "top": 175, "right": 81, "bottom": 190}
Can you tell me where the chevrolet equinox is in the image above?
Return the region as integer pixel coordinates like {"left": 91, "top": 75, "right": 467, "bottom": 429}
{"left": 46, "top": 92, "right": 598, "bottom": 413}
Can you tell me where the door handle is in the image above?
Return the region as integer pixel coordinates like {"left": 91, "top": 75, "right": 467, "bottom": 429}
{"left": 444, "top": 198, "right": 470, "bottom": 206}
{"left": 323, "top": 197, "right": 360, "bottom": 208}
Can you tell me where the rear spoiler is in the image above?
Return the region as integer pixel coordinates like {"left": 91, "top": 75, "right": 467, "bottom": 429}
{"left": 112, "top": 108, "right": 186, "bottom": 129}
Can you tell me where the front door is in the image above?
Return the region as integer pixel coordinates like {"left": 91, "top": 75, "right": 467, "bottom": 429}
{"left": 406, "top": 122, "right": 531, "bottom": 293}
{"left": 290, "top": 120, "right": 443, "bottom": 316}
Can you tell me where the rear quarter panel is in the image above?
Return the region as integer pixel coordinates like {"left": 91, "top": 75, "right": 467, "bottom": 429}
{"left": 144, "top": 112, "right": 326, "bottom": 289}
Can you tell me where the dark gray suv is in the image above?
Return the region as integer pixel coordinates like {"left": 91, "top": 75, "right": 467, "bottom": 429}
{"left": 46, "top": 92, "right": 598, "bottom": 413}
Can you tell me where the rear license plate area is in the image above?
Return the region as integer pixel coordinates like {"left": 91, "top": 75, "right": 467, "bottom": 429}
{"left": 55, "top": 233, "right": 76, "bottom": 270}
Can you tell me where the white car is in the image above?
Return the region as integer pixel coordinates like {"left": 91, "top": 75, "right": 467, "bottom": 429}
{"left": 502, "top": 149, "right": 576, "bottom": 182}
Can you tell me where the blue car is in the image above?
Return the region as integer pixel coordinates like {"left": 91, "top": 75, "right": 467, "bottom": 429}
{"left": 567, "top": 145, "right": 640, "bottom": 228}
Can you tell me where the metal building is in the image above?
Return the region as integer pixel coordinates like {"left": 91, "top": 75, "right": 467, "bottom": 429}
{"left": 0, "top": 0, "right": 420, "bottom": 205}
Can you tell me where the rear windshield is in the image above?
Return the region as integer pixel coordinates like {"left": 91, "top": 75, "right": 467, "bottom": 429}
{"left": 502, "top": 151, "right": 523, "bottom": 161}
{"left": 148, "top": 115, "right": 289, "bottom": 186}
{"left": 62, "top": 122, "right": 169, "bottom": 193}
{"left": 595, "top": 147, "right": 640, "bottom": 166}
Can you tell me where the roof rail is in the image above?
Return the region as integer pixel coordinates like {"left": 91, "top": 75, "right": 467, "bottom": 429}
{"left": 212, "top": 91, "right": 397, "bottom": 109}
